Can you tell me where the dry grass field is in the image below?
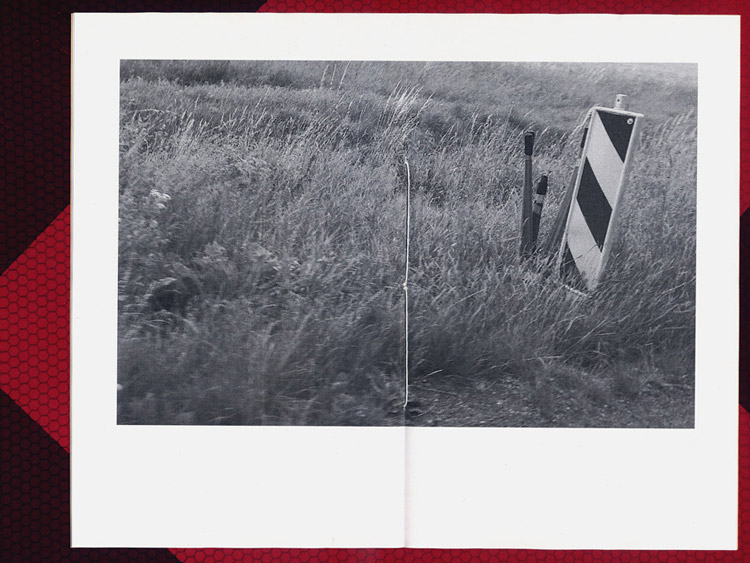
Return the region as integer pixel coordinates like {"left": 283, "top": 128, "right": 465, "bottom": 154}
{"left": 117, "top": 60, "right": 696, "bottom": 427}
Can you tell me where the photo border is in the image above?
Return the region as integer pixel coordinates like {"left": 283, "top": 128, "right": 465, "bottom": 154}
{"left": 71, "top": 13, "right": 738, "bottom": 550}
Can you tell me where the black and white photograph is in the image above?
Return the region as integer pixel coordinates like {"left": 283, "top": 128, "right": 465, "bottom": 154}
{"left": 116, "top": 59, "right": 697, "bottom": 428}
{"left": 73, "top": 13, "right": 739, "bottom": 550}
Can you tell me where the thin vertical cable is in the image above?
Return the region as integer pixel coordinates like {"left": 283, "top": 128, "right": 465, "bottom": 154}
{"left": 403, "top": 157, "right": 411, "bottom": 408}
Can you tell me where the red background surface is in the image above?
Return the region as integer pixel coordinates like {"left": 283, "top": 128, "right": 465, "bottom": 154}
{"left": 0, "top": 1, "right": 746, "bottom": 561}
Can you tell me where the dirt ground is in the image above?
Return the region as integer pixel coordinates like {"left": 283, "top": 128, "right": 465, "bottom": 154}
{"left": 394, "top": 369, "right": 695, "bottom": 428}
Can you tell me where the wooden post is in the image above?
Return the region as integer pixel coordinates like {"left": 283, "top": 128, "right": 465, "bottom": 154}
{"left": 531, "top": 173, "right": 548, "bottom": 252}
{"left": 519, "top": 131, "right": 535, "bottom": 258}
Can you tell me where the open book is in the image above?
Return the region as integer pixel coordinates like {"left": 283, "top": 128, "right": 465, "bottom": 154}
{"left": 71, "top": 13, "right": 738, "bottom": 550}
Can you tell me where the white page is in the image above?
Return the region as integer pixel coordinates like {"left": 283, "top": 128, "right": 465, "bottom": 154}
{"left": 71, "top": 14, "right": 406, "bottom": 548}
{"left": 71, "top": 13, "right": 738, "bottom": 549}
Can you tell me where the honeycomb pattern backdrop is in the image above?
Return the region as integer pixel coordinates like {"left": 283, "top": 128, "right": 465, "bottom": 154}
{"left": 0, "top": 0, "right": 748, "bottom": 561}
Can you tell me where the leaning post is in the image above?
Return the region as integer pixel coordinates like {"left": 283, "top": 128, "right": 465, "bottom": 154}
{"left": 542, "top": 112, "right": 591, "bottom": 257}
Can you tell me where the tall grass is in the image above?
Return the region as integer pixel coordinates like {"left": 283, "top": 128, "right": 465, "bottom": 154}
{"left": 118, "top": 61, "right": 696, "bottom": 427}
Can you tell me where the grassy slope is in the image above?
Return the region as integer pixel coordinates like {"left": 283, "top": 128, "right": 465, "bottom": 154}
{"left": 118, "top": 61, "right": 696, "bottom": 427}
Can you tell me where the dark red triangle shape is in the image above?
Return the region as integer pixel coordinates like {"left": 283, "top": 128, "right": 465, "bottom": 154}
{"left": 0, "top": 0, "right": 269, "bottom": 276}
{"left": 0, "top": 389, "right": 182, "bottom": 561}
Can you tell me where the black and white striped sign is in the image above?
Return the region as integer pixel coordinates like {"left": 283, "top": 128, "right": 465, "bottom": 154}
{"left": 559, "top": 107, "right": 642, "bottom": 290}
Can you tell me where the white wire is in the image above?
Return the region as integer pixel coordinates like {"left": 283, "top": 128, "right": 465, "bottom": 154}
{"left": 403, "top": 157, "right": 411, "bottom": 409}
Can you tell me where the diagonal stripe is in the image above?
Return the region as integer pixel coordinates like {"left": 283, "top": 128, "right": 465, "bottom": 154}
{"left": 586, "top": 112, "right": 626, "bottom": 206}
{"left": 566, "top": 201, "right": 602, "bottom": 287}
{"left": 598, "top": 110, "right": 634, "bottom": 162}
{"left": 577, "top": 159, "right": 612, "bottom": 251}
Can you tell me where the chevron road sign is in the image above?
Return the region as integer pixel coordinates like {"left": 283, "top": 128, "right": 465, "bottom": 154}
{"left": 558, "top": 102, "right": 643, "bottom": 291}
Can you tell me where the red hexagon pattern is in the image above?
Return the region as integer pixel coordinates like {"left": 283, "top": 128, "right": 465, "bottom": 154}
{"left": 1, "top": 0, "right": 749, "bottom": 561}
{"left": 260, "top": 0, "right": 742, "bottom": 15}
{"left": 0, "top": 208, "right": 70, "bottom": 451}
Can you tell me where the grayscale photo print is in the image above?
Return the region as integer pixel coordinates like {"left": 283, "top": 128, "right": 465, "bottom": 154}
{"left": 117, "top": 60, "right": 696, "bottom": 428}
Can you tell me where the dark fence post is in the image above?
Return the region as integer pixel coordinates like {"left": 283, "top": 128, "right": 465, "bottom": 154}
{"left": 519, "top": 131, "right": 535, "bottom": 258}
